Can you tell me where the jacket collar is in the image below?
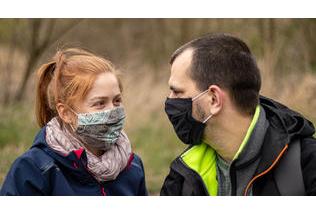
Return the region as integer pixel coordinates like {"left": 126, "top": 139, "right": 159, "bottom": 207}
{"left": 255, "top": 95, "right": 314, "bottom": 174}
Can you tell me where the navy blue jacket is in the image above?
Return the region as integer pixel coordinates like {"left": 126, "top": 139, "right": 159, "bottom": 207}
{"left": 0, "top": 127, "right": 148, "bottom": 196}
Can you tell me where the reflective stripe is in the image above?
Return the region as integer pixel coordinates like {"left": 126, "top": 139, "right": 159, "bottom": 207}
{"left": 233, "top": 105, "right": 261, "bottom": 160}
{"left": 181, "top": 142, "right": 218, "bottom": 196}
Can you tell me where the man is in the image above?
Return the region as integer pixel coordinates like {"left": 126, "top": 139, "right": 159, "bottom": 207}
{"left": 160, "top": 33, "right": 316, "bottom": 196}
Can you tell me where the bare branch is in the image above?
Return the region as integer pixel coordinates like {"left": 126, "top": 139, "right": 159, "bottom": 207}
{"left": 14, "top": 19, "right": 83, "bottom": 102}
{"left": 49, "top": 19, "right": 83, "bottom": 46}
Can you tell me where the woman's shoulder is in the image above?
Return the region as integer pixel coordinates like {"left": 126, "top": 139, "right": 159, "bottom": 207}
{"left": 130, "top": 153, "right": 145, "bottom": 169}
{"left": 15, "top": 127, "right": 58, "bottom": 171}
{"left": 0, "top": 147, "right": 54, "bottom": 195}
{"left": 11, "top": 145, "right": 56, "bottom": 174}
{"left": 118, "top": 153, "right": 145, "bottom": 180}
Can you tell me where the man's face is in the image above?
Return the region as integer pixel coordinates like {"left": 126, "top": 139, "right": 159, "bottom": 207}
{"left": 168, "top": 48, "right": 209, "bottom": 122}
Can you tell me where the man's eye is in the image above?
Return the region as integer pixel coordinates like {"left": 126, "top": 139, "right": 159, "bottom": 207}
{"left": 169, "top": 90, "right": 181, "bottom": 98}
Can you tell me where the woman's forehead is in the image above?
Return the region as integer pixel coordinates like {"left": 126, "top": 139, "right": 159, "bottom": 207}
{"left": 87, "top": 72, "right": 121, "bottom": 99}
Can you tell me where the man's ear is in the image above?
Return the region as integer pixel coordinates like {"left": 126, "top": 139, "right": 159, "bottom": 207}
{"left": 56, "top": 103, "right": 75, "bottom": 124}
{"left": 207, "top": 85, "right": 225, "bottom": 115}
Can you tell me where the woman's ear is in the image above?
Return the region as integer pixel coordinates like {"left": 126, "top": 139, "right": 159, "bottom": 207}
{"left": 207, "top": 85, "right": 224, "bottom": 116}
{"left": 56, "top": 103, "right": 75, "bottom": 124}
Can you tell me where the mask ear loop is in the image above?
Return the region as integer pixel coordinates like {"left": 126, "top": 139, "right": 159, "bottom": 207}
{"left": 192, "top": 89, "right": 212, "bottom": 123}
{"left": 69, "top": 123, "right": 77, "bottom": 133}
{"left": 202, "top": 114, "right": 213, "bottom": 123}
{"left": 65, "top": 104, "right": 79, "bottom": 116}
{"left": 64, "top": 104, "right": 79, "bottom": 132}
{"left": 192, "top": 89, "right": 209, "bottom": 101}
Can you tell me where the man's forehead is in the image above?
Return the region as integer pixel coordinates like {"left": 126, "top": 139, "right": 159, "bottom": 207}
{"left": 170, "top": 48, "right": 194, "bottom": 84}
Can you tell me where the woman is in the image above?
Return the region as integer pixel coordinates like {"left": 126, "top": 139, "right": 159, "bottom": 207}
{"left": 0, "top": 48, "right": 147, "bottom": 196}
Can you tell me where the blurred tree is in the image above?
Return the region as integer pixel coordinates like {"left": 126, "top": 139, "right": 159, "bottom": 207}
{"left": 300, "top": 19, "right": 316, "bottom": 71}
{"left": 0, "top": 18, "right": 315, "bottom": 104}
{"left": 258, "top": 18, "right": 276, "bottom": 57}
{"left": 2, "top": 19, "right": 19, "bottom": 105}
{"left": 14, "top": 19, "right": 81, "bottom": 102}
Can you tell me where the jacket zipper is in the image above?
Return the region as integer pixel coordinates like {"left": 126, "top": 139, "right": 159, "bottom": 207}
{"left": 76, "top": 159, "right": 107, "bottom": 196}
{"left": 44, "top": 147, "right": 106, "bottom": 196}
{"left": 85, "top": 166, "right": 107, "bottom": 196}
{"left": 229, "top": 147, "right": 264, "bottom": 195}
{"left": 243, "top": 144, "right": 289, "bottom": 196}
{"left": 76, "top": 152, "right": 134, "bottom": 196}
{"left": 178, "top": 158, "right": 210, "bottom": 196}
{"left": 229, "top": 163, "right": 237, "bottom": 196}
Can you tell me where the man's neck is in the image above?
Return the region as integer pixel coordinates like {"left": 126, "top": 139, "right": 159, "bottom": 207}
{"left": 203, "top": 108, "right": 253, "bottom": 163}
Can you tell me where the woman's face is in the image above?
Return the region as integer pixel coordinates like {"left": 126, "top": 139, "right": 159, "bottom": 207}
{"left": 57, "top": 72, "right": 122, "bottom": 127}
{"left": 75, "top": 72, "right": 122, "bottom": 114}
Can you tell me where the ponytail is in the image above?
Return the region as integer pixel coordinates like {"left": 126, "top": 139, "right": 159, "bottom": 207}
{"left": 35, "top": 62, "right": 56, "bottom": 127}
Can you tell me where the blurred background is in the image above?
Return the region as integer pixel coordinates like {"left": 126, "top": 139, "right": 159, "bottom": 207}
{"left": 0, "top": 19, "right": 315, "bottom": 195}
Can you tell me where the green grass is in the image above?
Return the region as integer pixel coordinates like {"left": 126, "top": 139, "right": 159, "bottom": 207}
{"left": 129, "top": 115, "right": 185, "bottom": 195}
{"left": 0, "top": 105, "right": 38, "bottom": 148}
{"left": 0, "top": 104, "right": 38, "bottom": 184}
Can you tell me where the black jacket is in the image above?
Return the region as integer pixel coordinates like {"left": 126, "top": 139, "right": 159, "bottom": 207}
{"left": 160, "top": 96, "right": 316, "bottom": 196}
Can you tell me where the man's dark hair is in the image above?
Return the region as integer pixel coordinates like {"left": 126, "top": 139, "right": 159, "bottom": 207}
{"left": 170, "top": 33, "right": 261, "bottom": 115}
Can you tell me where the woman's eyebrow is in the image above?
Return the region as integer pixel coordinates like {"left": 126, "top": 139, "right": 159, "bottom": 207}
{"left": 89, "top": 96, "right": 109, "bottom": 102}
{"left": 89, "top": 94, "right": 122, "bottom": 102}
{"left": 114, "top": 93, "right": 122, "bottom": 98}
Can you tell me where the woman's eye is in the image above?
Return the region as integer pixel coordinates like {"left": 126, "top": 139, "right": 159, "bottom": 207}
{"left": 114, "top": 98, "right": 122, "bottom": 105}
{"left": 94, "top": 101, "right": 105, "bottom": 107}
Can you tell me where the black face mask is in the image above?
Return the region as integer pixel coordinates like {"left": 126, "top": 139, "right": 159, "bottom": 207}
{"left": 165, "top": 93, "right": 212, "bottom": 145}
